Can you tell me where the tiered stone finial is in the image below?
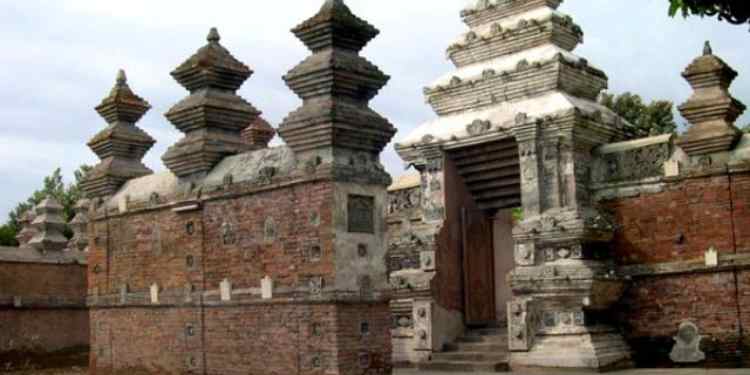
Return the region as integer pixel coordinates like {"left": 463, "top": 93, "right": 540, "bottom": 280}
{"left": 68, "top": 199, "right": 90, "bottom": 252}
{"left": 28, "top": 197, "right": 68, "bottom": 254}
{"left": 15, "top": 210, "right": 38, "bottom": 247}
{"left": 278, "top": 0, "right": 396, "bottom": 158}
{"left": 162, "top": 28, "right": 261, "bottom": 178}
{"left": 241, "top": 117, "right": 276, "bottom": 150}
{"left": 676, "top": 41, "right": 746, "bottom": 156}
{"left": 81, "top": 70, "right": 156, "bottom": 199}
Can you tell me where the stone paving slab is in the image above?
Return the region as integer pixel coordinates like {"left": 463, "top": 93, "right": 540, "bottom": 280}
{"left": 396, "top": 369, "right": 749, "bottom": 375}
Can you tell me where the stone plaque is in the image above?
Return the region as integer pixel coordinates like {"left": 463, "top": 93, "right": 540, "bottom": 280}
{"left": 348, "top": 195, "right": 375, "bottom": 234}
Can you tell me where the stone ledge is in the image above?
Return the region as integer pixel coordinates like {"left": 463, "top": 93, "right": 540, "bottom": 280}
{"left": 620, "top": 252, "right": 750, "bottom": 278}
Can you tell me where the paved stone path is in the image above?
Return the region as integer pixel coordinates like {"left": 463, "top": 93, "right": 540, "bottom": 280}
{"left": 396, "top": 369, "right": 748, "bottom": 375}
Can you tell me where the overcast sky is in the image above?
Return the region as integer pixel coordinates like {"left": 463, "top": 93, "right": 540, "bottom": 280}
{"left": 0, "top": 0, "right": 748, "bottom": 220}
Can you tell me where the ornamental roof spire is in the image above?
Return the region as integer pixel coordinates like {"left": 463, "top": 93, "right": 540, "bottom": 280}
{"left": 162, "top": 27, "right": 261, "bottom": 178}
{"left": 279, "top": 0, "right": 396, "bottom": 159}
{"left": 291, "top": 0, "right": 379, "bottom": 52}
{"left": 676, "top": 41, "right": 746, "bottom": 156}
{"left": 81, "top": 70, "right": 155, "bottom": 199}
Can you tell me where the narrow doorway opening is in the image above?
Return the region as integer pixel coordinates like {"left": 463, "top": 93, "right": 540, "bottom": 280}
{"left": 446, "top": 138, "right": 522, "bottom": 327}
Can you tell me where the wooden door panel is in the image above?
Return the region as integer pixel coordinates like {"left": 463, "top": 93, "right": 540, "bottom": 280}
{"left": 462, "top": 208, "right": 496, "bottom": 326}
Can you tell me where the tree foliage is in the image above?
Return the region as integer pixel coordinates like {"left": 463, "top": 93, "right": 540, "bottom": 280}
{"left": 599, "top": 92, "right": 678, "bottom": 138}
{"left": 0, "top": 165, "right": 92, "bottom": 247}
{"left": 669, "top": 0, "right": 750, "bottom": 28}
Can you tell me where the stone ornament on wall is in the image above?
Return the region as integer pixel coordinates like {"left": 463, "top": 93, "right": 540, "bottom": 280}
{"left": 388, "top": 187, "right": 421, "bottom": 214}
{"left": 670, "top": 321, "right": 705, "bottom": 363}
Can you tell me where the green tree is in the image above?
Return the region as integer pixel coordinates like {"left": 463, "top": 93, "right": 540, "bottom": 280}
{"left": 742, "top": 123, "right": 750, "bottom": 133}
{"left": 599, "top": 92, "right": 678, "bottom": 138}
{"left": 3, "top": 165, "right": 92, "bottom": 246}
{"left": 669, "top": 1, "right": 750, "bottom": 28}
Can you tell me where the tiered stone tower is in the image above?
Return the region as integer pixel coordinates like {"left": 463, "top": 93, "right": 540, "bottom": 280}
{"left": 676, "top": 42, "right": 746, "bottom": 156}
{"left": 81, "top": 70, "right": 155, "bottom": 199}
{"left": 396, "top": 0, "right": 632, "bottom": 370}
{"left": 162, "top": 28, "right": 261, "bottom": 179}
{"left": 28, "top": 197, "right": 68, "bottom": 254}
{"left": 279, "top": 0, "right": 396, "bottom": 183}
{"left": 68, "top": 198, "right": 90, "bottom": 252}
{"left": 15, "top": 210, "right": 38, "bottom": 247}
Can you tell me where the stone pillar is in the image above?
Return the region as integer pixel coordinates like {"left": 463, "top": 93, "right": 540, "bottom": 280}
{"left": 81, "top": 70, "right": 155, "bottom": 199}
{"left": 68, "top": 198, "right": 90, "bottom": 252}
{"left": 15, "top": 210, "right": 38, "bottom": 247}
{"left": 28, "top": 197, "right": 68, "bottom": 254}
{"left": 509, "top": 110, "right": 630, "bottom": 370}
{"left": 162, "top": 28, "right": 261, "bottom": 179}
{"left": 676, "top": 42, "right": 746, "bottom": 156}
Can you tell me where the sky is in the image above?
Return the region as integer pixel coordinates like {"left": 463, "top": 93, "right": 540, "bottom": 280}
{"left": 0, "top": 0, "right": 748, "bottom": 221}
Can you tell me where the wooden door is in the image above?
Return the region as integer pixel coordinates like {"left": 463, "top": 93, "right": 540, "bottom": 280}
{"left": 462, "top": 207, "right": 496, "bottom": 326}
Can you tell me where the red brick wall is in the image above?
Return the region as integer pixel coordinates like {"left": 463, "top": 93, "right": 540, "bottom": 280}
{"left": 89, "top": 180, "right": 391, "bottom": 374}
{"left": 0, "top": 309, "right": 88, "bottom": 353}
{"left": 88, "top": 182, "right": 335, "bottom": 296}
{"left": 91, "top": 303, "right": 391, "bottom": 375}
{"left": 0, "top": 262, "right": 86, "bottom": 300}
{"left": 605, "top": 172, "right": 750, "bottom": 367}
{"left": 0, "top": 261, "right": 88, "bottom": 368}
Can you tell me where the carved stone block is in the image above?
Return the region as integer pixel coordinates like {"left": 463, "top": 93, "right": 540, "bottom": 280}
{"left": 670, "top": 321, "right": 705, "bottom": 363}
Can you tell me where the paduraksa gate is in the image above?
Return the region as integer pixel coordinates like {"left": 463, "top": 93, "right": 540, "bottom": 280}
{"left": 388, "top": 0, "right": 750, "bottom": 371}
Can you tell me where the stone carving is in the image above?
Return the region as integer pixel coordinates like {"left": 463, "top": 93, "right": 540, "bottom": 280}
{"left": 388, "top": 187, "right": 421, "bottom": 214}
{"left": 599, "top": 142, "right": 671, "bottom": 182}
{"left": 264, "top": 217, "right": 276, "bottom": 244}
{"left": 257, "top": 166, "right": 276, "bottom": 185}
{"left": 347, "top": 195, "right": 375, "bottom": 234}
{"left": 308, "top": 276, "right": 324, "bottom": 296}
{"left": 670, "top": 321, "right": 705, "bottom": 363}
{"left": 466, "top": 119, "right": 492, "bottom": 136}
{"left": 221, "top": 222, "right": 236, "bottom": 245}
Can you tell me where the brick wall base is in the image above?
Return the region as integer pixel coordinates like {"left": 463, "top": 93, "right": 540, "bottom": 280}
{"left": 90, "top": 302, "right": 391, "bottom": 375}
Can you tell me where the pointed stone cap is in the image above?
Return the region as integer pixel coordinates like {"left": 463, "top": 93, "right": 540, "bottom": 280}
{"left": 171, "top": 27, "right": 252, "bottom": 92}
{"left": 292, "top": 0, "right": 379, "bottom": 52}
{"left": 682, "top": 41, "right": 740, "bottom": 91}
{"left": 95, "top": 70, "right": 152, "bottom": 124}
{"left": 677, "top": 42, "right": 746, "bottom": 156}
{"left": 242, "top": 117, "right": 276, "bottom": 149}
{"left": 28, "top": 197, "right": 68, "bottom": 253}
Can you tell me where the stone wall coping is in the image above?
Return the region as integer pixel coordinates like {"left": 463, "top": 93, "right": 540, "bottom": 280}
{"left": 620, "top": 251, "right": 750, "bottom": 278}
{"left": 595, "top": 133, "right": 674, "bottom": 155}
{"left": 388, "top": 173, "right": 421, "bottom": 192}
{"left": 0, "top": 247, "right": 86, "bottom": 266}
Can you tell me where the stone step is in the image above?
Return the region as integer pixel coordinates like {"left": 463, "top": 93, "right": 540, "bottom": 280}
{"left": 443, "top": 342, "right": 508, "bottom": 353}
{"left": 432, "top": 351, "right": 508, "bottom": 362}
{"left": 465, "top": 328, "right": 506, "bottom": 337}
{"left": 418, "top": 360, "right": 510, "bottom": 372}
{"left": 456, "top": 334, "right": 507, "bottom": 344}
